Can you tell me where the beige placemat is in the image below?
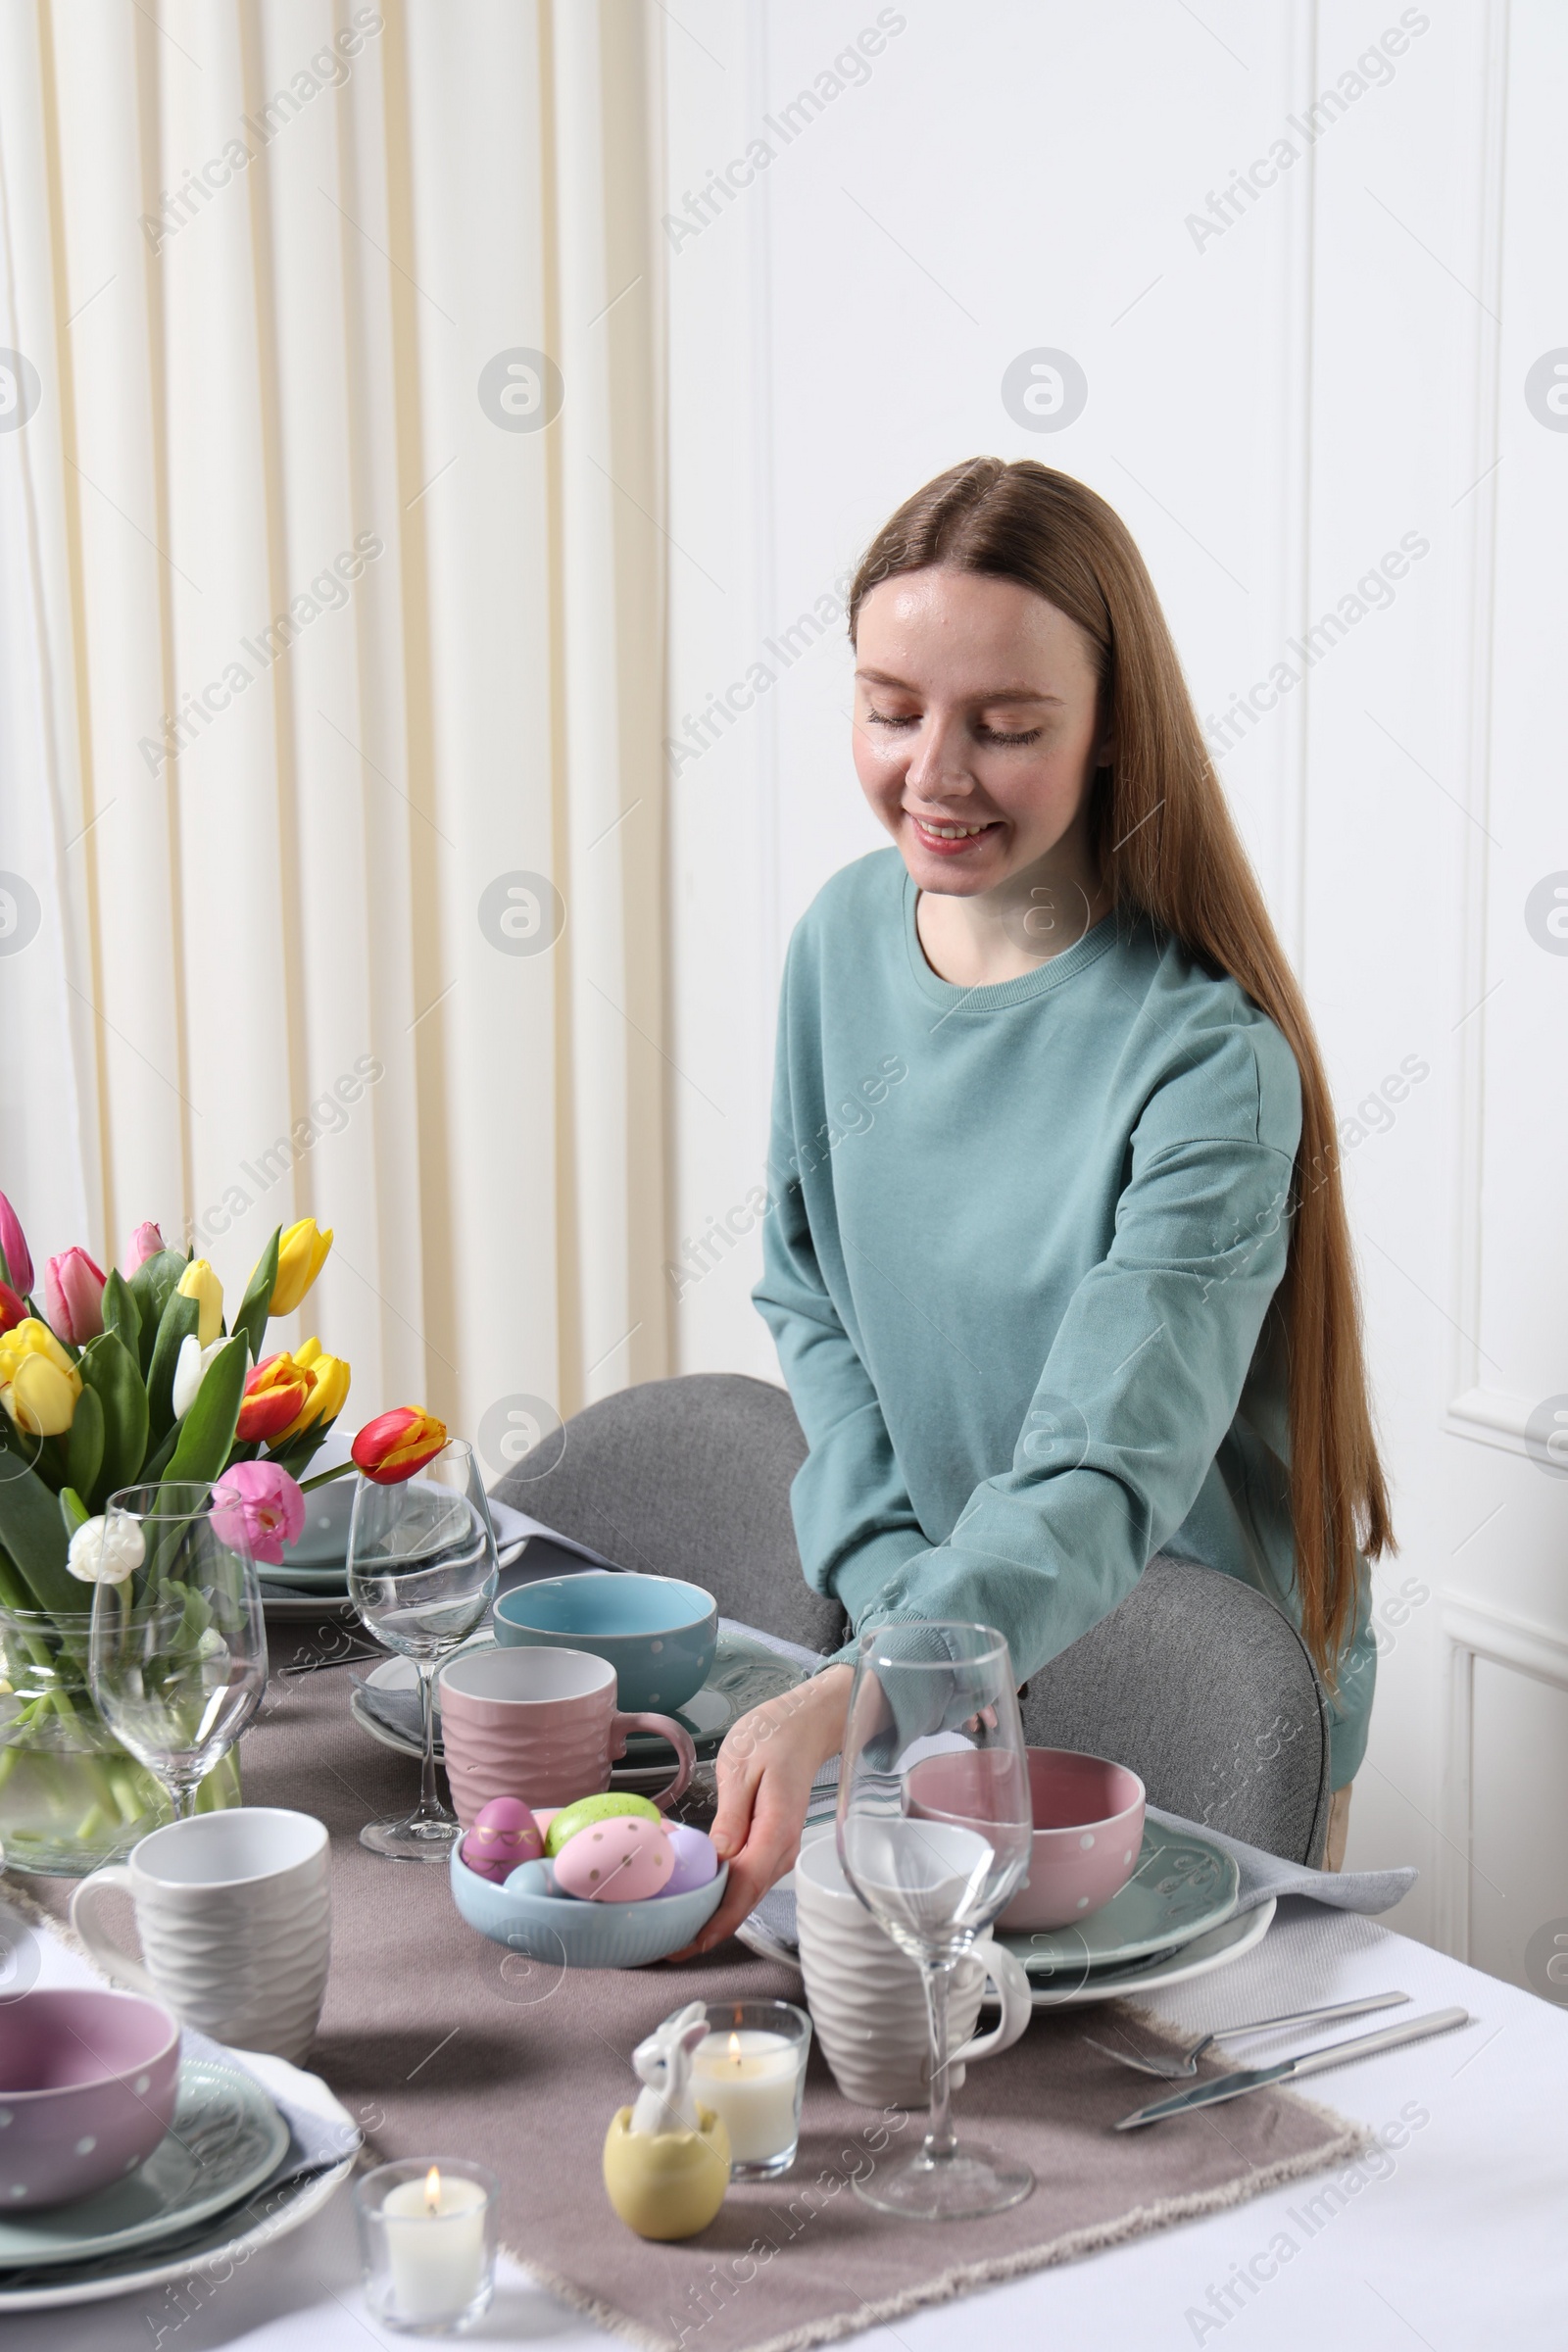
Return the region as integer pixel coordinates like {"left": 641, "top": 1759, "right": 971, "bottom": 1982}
{"left": 23, "top": 1637, "right": 1369, "bottom": 2352}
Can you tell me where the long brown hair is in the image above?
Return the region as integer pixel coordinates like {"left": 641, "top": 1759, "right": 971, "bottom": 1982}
{"left": 848, "top": 458, "right": 1393, "bottom": 1678}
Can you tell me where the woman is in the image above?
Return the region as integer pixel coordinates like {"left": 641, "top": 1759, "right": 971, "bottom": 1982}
{"left": 685, "top": 458, "right": 1392, "bottom": 1955}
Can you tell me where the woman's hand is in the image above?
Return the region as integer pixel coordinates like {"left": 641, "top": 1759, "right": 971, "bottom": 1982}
{"left": 667, "top": 1664, "right": 853, "bottom": 1958}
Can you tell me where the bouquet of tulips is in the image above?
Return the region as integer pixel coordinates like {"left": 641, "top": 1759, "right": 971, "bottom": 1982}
{"left": 0, "top": 1191, "right": 445, "bottom": 1872}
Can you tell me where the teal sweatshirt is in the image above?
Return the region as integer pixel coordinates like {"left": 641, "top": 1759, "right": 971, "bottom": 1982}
{"left": 754, "top": 850, "right": 1373, "bottom": 1788}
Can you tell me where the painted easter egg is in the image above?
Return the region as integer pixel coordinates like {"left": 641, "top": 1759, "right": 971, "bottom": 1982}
{"left": 462, "top": 1796, "right": 542, "bottom": 1883}
{"left": 551, "top": 1815, "right": 675, "bottom": 1903}
{"left": 543, "top": 1790, "right": 662, "bottom": 1859}
{"left": 655, "top": 1822, "right": 719, "bottom": 1898}
{"left": 503, "top": 1860, "right": 555, "bottom": 1898}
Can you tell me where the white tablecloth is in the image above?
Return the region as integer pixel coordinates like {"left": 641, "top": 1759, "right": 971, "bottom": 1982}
{"left": 11, "top": 1897, "right": 1566, "bottom": 2350}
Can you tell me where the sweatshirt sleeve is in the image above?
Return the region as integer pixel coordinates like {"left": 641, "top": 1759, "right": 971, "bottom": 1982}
{"left": 753, "top": 955, "right": 930, "bottom": 1634}
{"left": 812, "top": 1021, "right": 1304, "bottom": 1686}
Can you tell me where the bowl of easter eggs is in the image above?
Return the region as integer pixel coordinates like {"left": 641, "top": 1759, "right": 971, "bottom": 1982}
{"left": 448, "top": 1791, "right": 728, "bottom": 1968}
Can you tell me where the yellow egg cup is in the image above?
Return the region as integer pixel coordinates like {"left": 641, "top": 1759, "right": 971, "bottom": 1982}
{"left": 602, "top": 2105, "right": 731, "bottom": 2240}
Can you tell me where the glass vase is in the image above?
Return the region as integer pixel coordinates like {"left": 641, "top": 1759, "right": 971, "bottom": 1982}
{"left": 0, "top": 1607, "right": 242, "bottom": 1877}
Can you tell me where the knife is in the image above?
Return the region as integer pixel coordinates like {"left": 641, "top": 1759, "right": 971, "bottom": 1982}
{"left": 1113, "top": 2004, "right": 1472, "bottom": 2129}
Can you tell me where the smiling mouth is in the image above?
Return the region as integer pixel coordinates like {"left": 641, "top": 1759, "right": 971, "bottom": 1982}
{"left": 908, "top": 814, "right": 1001, "bottom": 843}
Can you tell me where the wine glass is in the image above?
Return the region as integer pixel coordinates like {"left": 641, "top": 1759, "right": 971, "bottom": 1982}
{"left": 89, "top": 1483, "right": 269, "bottom": 1822}
{"left": 347, "top": 1438, "right": 498, "bottom": 1859}
{"left": 836, "top": 1619, "right": 1035, "bottom": 2220}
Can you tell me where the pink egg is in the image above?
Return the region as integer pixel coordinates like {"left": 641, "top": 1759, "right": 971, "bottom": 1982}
{"left": 462, "top": 1796, "right": 542, "bottom": 1883}
{"left": 552, "top": 1815, "right": 675, "bottom": 1903}
{"left": 656, "top": 1822, "right": 719, "bottom": 1897}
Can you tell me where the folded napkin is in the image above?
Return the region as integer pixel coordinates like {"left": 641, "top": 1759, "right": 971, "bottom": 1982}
{"left": 182, "top": 2027, "right": 360, "bottom": 2197}
{"left": 748, "top": 1783, "right": 1417, "bottom": 1958}
{"left": 1143, "top": 1805, "right": 1417, "bottom": 1919}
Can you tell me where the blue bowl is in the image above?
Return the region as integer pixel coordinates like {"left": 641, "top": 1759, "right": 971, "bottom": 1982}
{"left": 449, "top": 1843, "right": 727, "bottom": 1967}
{"left": 492, "top": 1572, "right": 718, "bottom": 1713}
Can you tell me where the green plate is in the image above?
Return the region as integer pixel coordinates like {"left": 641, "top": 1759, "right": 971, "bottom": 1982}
{"left": 621, "top": 1629, "right": 809, "bottom": 1761}
{"left": 0, "top": 2059, "right": 289, "bottom": 2270}
{"left": 998, "top": 1822, "right": 1240, "bottom": 1976}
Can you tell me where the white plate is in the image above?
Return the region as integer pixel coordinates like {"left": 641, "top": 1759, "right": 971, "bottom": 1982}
{"left": 0, "top": 2048, "right": 356, "bottom": 2312}
{"left": 735, "top": 1822, "right": 1276, "bottom": 2014}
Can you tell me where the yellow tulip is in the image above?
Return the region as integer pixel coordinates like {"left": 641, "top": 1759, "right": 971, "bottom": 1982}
{"left": 0, "top": 1318, "right": 83, "bottom": 1437}
{"left": 177, "top": 1257, "right": 224, "bottom": 1348}
{"left": 267, "top": 1219, "right": 333, "bottom": 1317}
{"left": 271, "top": 1338, "right": 351, "bottom": 1444}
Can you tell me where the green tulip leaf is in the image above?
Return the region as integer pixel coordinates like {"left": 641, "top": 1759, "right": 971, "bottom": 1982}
{"left": 0, "top": 1454, "right": 79, "bottom": 1617}
{"left": 58, "top": 1486, "right": 91, "bottom": 1534}
{"left": 161, "top": 1333, "right": 247, "bottom": 1489}
{"left": 127, "top": 1249, "right": 186, "bottom": 1375}
{"left": 65, "top": 1383, "right": 104, "bottom": 1501}
{"left": 145, "top": 1292, "right": 200, "bottom": 1445}
{"left": 231, "top": 1229, "right": 279, "bottom": 1375}
{"left": 78, "top": 1331, "right": 151, "bottom": 1511}
{"left": 101, "top": 1268, "right": 141, "bottom": 1359}
{"left": 140, "top": 1424, "right": 179, "bottom": 1484}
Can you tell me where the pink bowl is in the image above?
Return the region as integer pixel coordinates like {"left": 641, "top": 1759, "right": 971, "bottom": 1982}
{"left": 907, "top": 1745, "right": 1146, "bottom": 1932}
{"left": 0, "top": 1988, "right": 181, "bottom": 2208}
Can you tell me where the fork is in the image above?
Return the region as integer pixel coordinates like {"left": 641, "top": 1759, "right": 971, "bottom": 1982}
{"left": 1082, "top": 1989, "right": 1410, "bottom": 2078}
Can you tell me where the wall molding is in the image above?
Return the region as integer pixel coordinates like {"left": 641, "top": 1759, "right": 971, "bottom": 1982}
{"left": 1438, "top": 1592, "right": 1568, "bottom": 1960}
{"left": 1444, "top": 1385, "right": 1540, "bottom": 1460}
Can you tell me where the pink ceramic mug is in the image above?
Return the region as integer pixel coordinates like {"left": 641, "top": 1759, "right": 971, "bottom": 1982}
{"left": 437, "top": 1645, "right": 696, "bottom": 1827}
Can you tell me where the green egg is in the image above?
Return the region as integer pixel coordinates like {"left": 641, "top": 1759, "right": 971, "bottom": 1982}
{"left": 544, "top": 1790, "right": 662, "bottom": 1858}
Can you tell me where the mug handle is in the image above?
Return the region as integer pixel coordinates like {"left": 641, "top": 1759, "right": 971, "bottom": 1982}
{"left": 70, "top": 1867, "right": 160, "bottom": 2001}
{"left": 611, "top": 1712, "right": 696, "bottom": 1809}
{"left": 952, "top": 1936, "right": 1033, "bottom": 2065}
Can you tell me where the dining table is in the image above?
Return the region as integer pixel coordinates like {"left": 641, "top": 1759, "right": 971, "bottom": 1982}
{"left": 8, "top": 1849, "right": 1566, "bottom": 2351}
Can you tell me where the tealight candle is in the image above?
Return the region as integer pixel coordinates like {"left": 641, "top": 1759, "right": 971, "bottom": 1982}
{"left": 356, "top": 2158, "right": 500, "bottom": 2333}
{"left": 689, "top": 2000, "right": 811, "bottom": 2180}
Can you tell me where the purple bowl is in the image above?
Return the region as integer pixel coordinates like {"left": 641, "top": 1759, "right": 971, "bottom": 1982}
{"left": 0, "top": 1988, "right": 181, "bottom": 2209}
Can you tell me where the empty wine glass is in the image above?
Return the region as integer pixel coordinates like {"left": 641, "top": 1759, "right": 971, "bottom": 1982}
{"left": 348, "top": 1438, "right": 498, "bottom": 1859}
{"left": 836, "top": 1619, "right": 1035, "bottom": 2220}
{"left": 89, "top": 1483, "right": 268, "bottom": 1822}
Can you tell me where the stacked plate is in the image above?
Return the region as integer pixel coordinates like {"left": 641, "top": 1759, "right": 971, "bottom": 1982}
{"left": 0, "top": 2045, "right": 357, "bottom": 2315}
{"left": 259, "top": 1483, "right": 533, "bottom": 1617}
{"left": 737, "top": 1819, "right": 1272, "bottom": 2010}
{"left": 351, "top": 1625, "right": 809, "bottom": 1791}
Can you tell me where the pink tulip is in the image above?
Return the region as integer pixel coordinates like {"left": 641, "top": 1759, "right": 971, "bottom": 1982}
{"left": 0, "top": 1192, "right": 32, "bottom": 1298}
{"left": 123, "top": 1221, "right": 166, "bottom": 1273}
{"left": 43, "top": 1248, "right": 107, "bottom": 1346}
{"left": 211, "top": 1459, "right": 306, "bottom": 1568}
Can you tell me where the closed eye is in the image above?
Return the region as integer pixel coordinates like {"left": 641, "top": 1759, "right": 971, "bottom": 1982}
{"left": 864, "top": 705, "right": 1043, "bottom": 749}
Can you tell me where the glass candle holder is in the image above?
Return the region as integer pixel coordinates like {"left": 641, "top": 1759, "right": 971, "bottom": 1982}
{"left": 687, "top": 1999, "right": 811, "bottom": 2180}
{"left": 356, "top": 2159, "right": 500, "bottom": 2334}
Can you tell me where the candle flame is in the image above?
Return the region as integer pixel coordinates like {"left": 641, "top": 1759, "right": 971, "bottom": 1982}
{"left": 424, "top": 2166, "right": 441, "bottom": 2214}
{"left": 727, "top": 2033, "right": 742, "bottom": 2067}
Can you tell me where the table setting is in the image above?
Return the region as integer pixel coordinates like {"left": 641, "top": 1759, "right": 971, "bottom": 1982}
{"left": 0, "top": 1204, "right": 1561, "bottom": 2344}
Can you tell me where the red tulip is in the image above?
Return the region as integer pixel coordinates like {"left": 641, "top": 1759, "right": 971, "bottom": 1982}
{"left": 0, "top": 1280, "right": 25, "bottom": 1334}
{"left": 44, "top": 1247, "right": 107, "bottom": 1345}
{"left": 352, "top": 1407, "right": 448, "bottom": 1484}
{"left": 236, "top": 1351, "right": 315, "bottom": 1444}
{"left": 0, "top": 1192, "right": 33, "bottom": 1297}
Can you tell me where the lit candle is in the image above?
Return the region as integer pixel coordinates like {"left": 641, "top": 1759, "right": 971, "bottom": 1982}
{"left": 692, "top": 2030, "right": 804, "bottom": 2171}
{"left": 380, "top": 2165, "right": 490, "bottom": 2327}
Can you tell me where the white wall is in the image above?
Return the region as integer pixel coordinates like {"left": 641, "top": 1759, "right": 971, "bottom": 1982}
{"left": 662, "top": 0, "right": 1568, "bottom": 1984}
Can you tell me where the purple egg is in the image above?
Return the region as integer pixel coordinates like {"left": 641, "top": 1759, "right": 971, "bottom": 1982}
{"left": 657, "top": 1822, "right": 719, "bottom": 1897}
{"left": 462, "top": 1796, "right": 542, "bottom": 1883}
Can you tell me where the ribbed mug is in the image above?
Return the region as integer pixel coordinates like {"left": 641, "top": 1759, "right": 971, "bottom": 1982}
{"left": 71, "top": 1807, "right": 330, "bottom": 2063}
{"left": 437, "top": 1646, "right": 695, "bottom": 1826}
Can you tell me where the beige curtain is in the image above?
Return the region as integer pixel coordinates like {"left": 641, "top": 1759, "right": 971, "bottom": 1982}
{"left": 0, "top": 0, "right": 669, "bottom": 1471}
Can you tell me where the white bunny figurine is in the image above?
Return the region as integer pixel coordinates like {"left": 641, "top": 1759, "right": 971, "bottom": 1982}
{"left": 628, "top": 2001, "right": 710, "bottom": 2137}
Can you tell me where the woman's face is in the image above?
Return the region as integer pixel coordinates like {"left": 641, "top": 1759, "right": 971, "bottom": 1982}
{"left": 852, "top": 565, "right": 1108, "bottom": 900}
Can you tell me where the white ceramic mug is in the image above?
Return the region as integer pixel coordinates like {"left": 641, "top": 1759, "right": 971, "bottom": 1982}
{"left": 794, "top": 1831, "right": 1033, "bottom": 2109}
{"left": 71, "top": 1808, "right": 330, "bottom": 2062}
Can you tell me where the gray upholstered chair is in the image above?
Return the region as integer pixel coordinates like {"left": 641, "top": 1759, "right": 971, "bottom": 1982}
{"left": 493, "top": 1372, "right": 1333, "bottom": 1864}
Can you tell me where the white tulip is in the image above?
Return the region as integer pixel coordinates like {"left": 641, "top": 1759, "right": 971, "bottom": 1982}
{"left": 171, "top": 1333, "right": 230, "bottom": 1421}
{"left": 67, "top": 1516, "right": 146, "bottom": 1586}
